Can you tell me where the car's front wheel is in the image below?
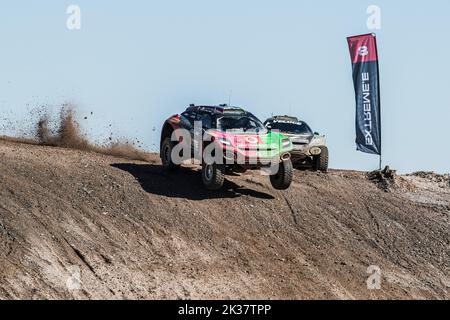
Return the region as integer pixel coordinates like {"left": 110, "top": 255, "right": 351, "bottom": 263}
{"left": 270, "top": 159, "right": 293, "bottom": 190}
{"left": 161, "top": 137, "right": 180, "bottom": 171}
{"left": 201, "top": 162, "right": 225, "bottom": 190}
{"left": 313, "top": 146, "right": 328, "bottom": 172}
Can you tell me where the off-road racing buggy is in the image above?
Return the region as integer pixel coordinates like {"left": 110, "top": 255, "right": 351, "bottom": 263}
{"left": 160, "top": 105, "right": 294, "bottom": 190}
{"left": 264, "top": 115, "right": 328, "bottom": 171}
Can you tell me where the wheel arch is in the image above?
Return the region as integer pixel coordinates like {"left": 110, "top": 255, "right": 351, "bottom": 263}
{"left": 160, "top": 122, "right": 175, "bottom": 150}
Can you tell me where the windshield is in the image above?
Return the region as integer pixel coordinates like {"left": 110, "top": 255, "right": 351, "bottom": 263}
{"left": 268, "top": 121, "right": 312, "bottom": 135}
{"left": 217, "top": 115, "right": 265, "bottom": 133}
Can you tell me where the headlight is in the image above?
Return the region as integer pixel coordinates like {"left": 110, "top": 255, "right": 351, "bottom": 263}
{"left": 310, "top": 147, "right": 322, "bottom": 155}
{"left": 218, "top": 138, "right": 231, "bottom": 146}
{"left": 282, "top": 139, "right": 291, "bottom": 148}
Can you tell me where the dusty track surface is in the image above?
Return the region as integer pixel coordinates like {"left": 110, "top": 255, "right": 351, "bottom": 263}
{"left": 0, "top": 138, "right": 448, "bottom": 299}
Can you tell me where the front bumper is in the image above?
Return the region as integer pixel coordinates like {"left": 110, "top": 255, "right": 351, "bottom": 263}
{"left": 289, "top": 135, "right": 326, "bottom": 159}
{"left": 290, "top": 145, "right": 323, "bottom": 161}
{"left": 223, "top": 150, "right": 290, "bottom": 166}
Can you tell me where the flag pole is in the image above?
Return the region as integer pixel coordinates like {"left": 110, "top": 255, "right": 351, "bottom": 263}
{"left": 373, "top": 33, "right": 382, "bottom": 171}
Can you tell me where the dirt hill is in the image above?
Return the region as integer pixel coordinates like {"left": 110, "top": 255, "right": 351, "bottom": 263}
{"left": 0, "top": 138, "right": 448, "bottom": 299}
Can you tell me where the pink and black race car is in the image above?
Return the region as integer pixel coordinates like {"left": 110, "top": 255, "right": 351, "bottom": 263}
{"left": 160, "top": 104, "right": 294, "bottom": 190}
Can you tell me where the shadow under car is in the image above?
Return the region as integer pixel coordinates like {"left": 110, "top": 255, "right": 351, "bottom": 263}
{"left": 111, "top": 163, "right": 274, "bottom": 200}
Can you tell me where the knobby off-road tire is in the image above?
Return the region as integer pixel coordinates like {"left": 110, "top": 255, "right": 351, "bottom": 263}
{"left": 202, "top": 162, "right": 225, "bottom": 190}
{"left": 161, "top": 137, "right": 180, "bottom": 171}
{"left": 270, "top": 159, "right": 293, "bottom": 190}
{"left": 313, "top": 146, "right": 329, "bottom": 172}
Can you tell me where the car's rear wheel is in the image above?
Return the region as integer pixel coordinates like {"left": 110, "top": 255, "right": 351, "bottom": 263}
{"left": 313, "top": 146, "right": 328, "bottom": 172}
{"left": 270, "top": 159, "right": 293, "bottom": 190}
{"left": 161, "top": 137, "right": 180, "bottom": 171}
{"left": 202, "top": 162, "right": 225, "bottom": 190}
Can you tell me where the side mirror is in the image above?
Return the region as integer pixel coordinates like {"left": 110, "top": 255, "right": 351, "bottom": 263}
{"left": 314, "top": 131, "right": 319, "bottom": 135}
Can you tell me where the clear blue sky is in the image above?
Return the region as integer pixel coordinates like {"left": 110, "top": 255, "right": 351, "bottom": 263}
{"left": 1, "top": 0, "right": 449, "bottom": 173}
